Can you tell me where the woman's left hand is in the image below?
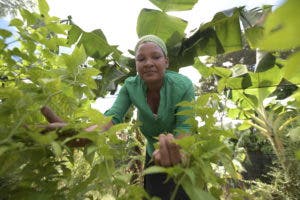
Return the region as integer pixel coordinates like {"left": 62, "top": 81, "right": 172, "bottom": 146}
{"left": 152, "top": 133, "right": 181, "bottom": 167}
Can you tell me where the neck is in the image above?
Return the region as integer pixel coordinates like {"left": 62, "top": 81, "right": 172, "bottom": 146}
{"left": 146, "top": 80, "right": 163, "bottom": 92}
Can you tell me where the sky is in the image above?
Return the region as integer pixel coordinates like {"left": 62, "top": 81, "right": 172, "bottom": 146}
{"left": 47, "top": 0, "right": 284, "bottom": 53}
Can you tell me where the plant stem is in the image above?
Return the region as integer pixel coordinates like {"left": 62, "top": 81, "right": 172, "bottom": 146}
{"left": 170, "top": 174, "right": 186, "bottom": 200}
{"left": 278, "top": 116, "right": 300, "bottom": 132}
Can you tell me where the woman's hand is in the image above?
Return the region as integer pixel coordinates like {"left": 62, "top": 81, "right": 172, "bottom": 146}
{"left": 152, "top": 133, "right": 182, "bottom": 167}
{"left": 39, "top": 106, "right": 92, "bottom": 147}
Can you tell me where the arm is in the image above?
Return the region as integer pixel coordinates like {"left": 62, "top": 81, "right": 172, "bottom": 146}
{"left": 40, "top": 106, "right": 115, "bottom": 147}
{"left": 40, "top": 84, "right": 132, "bottom": 147}
{"left": 104, "top": 84, "right": 132, "bottom": 124}
{"left": 153, "top": 82, "right": 195, "bottom": 167}
{"left": 40, "top": 106, "right": 92, "bottom": 147}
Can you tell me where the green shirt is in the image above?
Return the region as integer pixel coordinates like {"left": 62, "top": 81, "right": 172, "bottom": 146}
{"left": 104, "top": 70, "right": 195, "bottom": 156}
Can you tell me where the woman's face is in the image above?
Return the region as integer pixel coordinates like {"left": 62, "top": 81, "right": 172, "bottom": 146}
{"left": 135, "top": 42, "right": 169, "bottom": 84}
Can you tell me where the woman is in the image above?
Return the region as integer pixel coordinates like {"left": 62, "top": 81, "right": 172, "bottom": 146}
{"left": 42, "top": 35, "right": 194, "bottom": 199}
{"left": 103, "top": 35, "right": 194, "bottom": 199}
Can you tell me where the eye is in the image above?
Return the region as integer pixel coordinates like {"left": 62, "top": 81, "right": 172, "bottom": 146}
{"left": 152, "top": 55, "right": 162, "bottom": 60}
{"left": 136, "top": 57, "right": 145, "bottom": 62}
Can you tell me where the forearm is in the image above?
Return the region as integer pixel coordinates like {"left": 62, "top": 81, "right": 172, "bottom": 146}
{"left": 40, "top": 106, "right": 114, "bottom": 147}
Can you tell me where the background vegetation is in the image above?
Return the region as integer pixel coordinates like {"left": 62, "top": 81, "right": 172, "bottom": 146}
{"left": 0, "top": 0, "right": 299, "bottom": 199}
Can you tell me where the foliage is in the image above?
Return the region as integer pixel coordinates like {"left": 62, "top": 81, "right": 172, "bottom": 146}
{"left": 194, "top": 0, "right": 300, "bottom": 198}
{"left": 1, "top": 0, "right": 300, "bottom": 199}
{"left": 144, "top": 93, "right": 250, "bottom": 200}
{"left": 0, "top": 0, "right": 36, "bottom": 17}
{"left": 0, "top": 0, "right": 146, "bottom": 199}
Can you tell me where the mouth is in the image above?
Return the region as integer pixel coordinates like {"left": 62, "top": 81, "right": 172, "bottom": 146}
{"left": 143, "top": 71, "right": 156, "bottom": 75}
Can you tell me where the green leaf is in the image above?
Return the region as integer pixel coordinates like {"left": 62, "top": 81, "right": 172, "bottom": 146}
{"left": 259, "top": 0, "right": 300, "bottom": 50}
{"left": 137, "top": 9, "right": 187, "bottom": 45}
{"left": 183, "top": 28, "right": 222, "bottom": 56}
{"left": 240, "top": 66, "right": 282, "bottom": 103}
{"left": 245, "top": 26, "right": 264, "bottom": 48}
{"left": 211, "top": 66, "right": 232, "bottom": 78}
{"left": 74, "top": 107, "right": 109, "bottom": 126}
{"left": 89, "top": 161, "right": 114, "bottom": 181}
{"left": 143, "top": 165, "right": 168, "bottom": 175}
{"left": 227, "top": 108, "right": 242, "bottom": 119}
{"left": 68, "top": 24, "right": 83, "bottom": 45}
{"left": 28, "top": 132, "right": 58, "bottom": 145}
{"left": 20, "top": 9, "right": 36, "bottom": 25}
{"left": 201, "top": 144, "right": 226, "bottom": 159}
{"left": 255, "top": 51, "right": 276, "bottom": 72}
{"left": 238, "top": 121, "right": 252, "bottom": 131}
{"left": 44, "top": 37, "right": 68, "bottom": 50}
{"left": 219, "top": 154, "right": 239, "bottom": 179}
{"left": 78, "top": 29, "right": 118, "bottom": 59}
{"left": 176, "top": 100, "right": 194, "bottom": 107}
{"left": 51, "top": 141, "right": 62, "bottom": 156}
{"left": 217, "top": 78, "right": 227, "bottom": 93}
{"left": 181, "top": 8, "right": 243, "bottom": 62}
{"left": 47, "top": 23, "right": 71, "bottom": 35}
{"left": 183, "top": 168, "right": 196, "bottom": 185}
{"left": 175, "top": 135, "right": 195, "bottom": 150}
{"left": 249, "top": 66, "right": 282, "bottom": 89}
{"left": 244, "top": 88, "right": 270, "bottom": 106}
{"left": 197, "top": 159, "right": 218, "bottom": 185}
{"left": 193, "top": 58, "right": 211, "bottom": 78}
{"left": 62, "top": 45, "right": 87, "bottom": 71}
{"left": 9, "top": 18, "right": 23, "bottom": 27}
{"left": 231, "top": 90, "right": 257, "bottom": 109}
{"left": 181, "top": 177, "right": 217, "bottom": 200}
{"left": 38, "top": 0, "right": 50, "bottom": 16}
{"left": 94, "top": 64, "right": 127, "bottom": 96}
{"left": 213, "top": 9, "right": 242, "bottom": 53}
{"left": 149, "top": 0, "right": 197, "bottom": 11}
{"left": 283, "top": 51, "right": 300, "bottom": 84}
{"left": 0, "top": 29, "right": 12, "bottom": 38}
{"left": 78, "top": 67, "right": 99, "bottom": 89}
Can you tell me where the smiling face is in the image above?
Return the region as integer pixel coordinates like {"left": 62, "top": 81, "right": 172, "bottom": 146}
{"left": 135, "top": 42, "right": 169, "bottom": 85}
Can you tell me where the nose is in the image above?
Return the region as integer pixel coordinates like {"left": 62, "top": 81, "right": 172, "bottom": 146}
{"left": 144, "top": 58, "right": 154, "bottom": 68}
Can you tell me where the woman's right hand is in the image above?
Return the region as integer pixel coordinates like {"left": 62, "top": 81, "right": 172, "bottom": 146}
{"left": 152, "top": 133, "right": 182, "bottom": 167}
{"left": 40, "top": 106, "right": 92, "bottom": 147}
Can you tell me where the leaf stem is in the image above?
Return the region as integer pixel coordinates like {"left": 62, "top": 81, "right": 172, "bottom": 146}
{"left": 170, "top": 173, "right": 186, "bottom": 200}
{"left": 247, "top": 121, "right": 269, "bottom": 137}
{"left": 278, "top": 116, "right": 300, "bottom": 132}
